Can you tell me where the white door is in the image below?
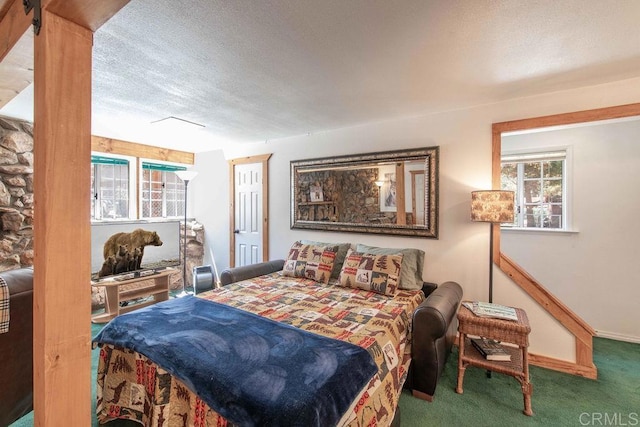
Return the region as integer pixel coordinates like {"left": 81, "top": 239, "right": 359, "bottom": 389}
{"left": 234, "top": 162, "right": 263, "bottom": 266}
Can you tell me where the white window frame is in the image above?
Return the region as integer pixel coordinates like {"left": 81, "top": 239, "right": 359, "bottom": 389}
{"left": 91, "top": 155, "right": 131, "bottom": 220}
{"left": 140, "top": 162, "right": 187, "bottom": 219}
{"left": 501, "top": 148, "right": 572, "bottom": 231}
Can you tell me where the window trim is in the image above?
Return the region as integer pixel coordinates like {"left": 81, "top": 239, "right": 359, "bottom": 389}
{"left": 141, "top": 162, "right": 187, "bottom": 172}
{"left": 91, "top": 155, "right": 131, "bottom": 221}
{"left": 501, "top": 146, "right": 573, "bottom": 231}
{"left": 140, "top": 161, "right": 187, "bottom": 219}
{"left": 91, "top": 155, "right": 128, "bottom": 166}
{"left": 91, "top": 154, "right": 190, "bottom": 222}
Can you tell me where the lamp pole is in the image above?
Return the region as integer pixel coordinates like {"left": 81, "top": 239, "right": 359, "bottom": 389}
{"left": 175, "top": 170, "right": 198, "bottom": 297}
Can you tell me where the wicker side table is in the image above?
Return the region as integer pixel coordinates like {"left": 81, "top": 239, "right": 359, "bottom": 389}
{"left": 456, "top": 303, "right": 533, "bottom": 416}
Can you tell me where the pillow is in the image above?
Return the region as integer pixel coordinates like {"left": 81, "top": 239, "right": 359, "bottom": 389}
{"left": 282, "top": 241, "right": 338, "bottom": 284}
{"left": 355, "top": 244, "right": 424, "bottom": 290}
{"left": 337, "top": 249, "right": 403, "bottom": 296}
{"left": 300, "top": 240, "right": 351, "bottom": 279}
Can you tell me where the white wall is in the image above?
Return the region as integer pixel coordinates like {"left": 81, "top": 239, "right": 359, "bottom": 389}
{"left": 191, "top": 149, "right": 230, "bottom": 278}
{"left": 502, "top": 118, "right": 640, "bottom": 343}
{"left": 191, "top": 76, "right": 640, "bottom": 360}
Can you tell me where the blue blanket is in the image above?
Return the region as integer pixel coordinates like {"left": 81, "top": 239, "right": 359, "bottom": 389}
{"left": 93, "top": 296, "right": 377, "bottom": 426}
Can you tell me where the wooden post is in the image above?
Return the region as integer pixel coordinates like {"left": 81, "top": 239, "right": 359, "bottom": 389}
{"left": 395, "top": 162, "right": 406, "bottom": 225}
{"left": 2, "top": 0, "right": 127, "bottom": 423}
{"left": 33, "top": 9, "right": 94, "bottom": 425}
{"left": 0, "top": 0, "right": 32, "bottom": 62}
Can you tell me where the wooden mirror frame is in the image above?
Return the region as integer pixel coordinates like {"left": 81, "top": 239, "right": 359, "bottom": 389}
{"left": 492, "top": 102, "right": 640, "bottom": 379}
{"left": 290, "top": 147, "right": 439, "bottom": 238}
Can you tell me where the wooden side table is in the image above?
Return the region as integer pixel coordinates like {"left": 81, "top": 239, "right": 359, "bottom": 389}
{"left": 456, "top": 302, "right": 533, "bottom": 416}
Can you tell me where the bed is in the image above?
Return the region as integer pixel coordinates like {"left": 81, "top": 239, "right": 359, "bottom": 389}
{"left": 94, "top": 242, "right": 462, "bottom": 426}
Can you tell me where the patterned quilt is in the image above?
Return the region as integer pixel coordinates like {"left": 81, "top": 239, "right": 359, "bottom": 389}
{"left": 96, "top": 272, "right": 424, "bottom": 426}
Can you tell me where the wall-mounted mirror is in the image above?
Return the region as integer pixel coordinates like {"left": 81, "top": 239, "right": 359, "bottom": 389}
{"left": 290, "top": 147, "right": 439, "bottom": 238}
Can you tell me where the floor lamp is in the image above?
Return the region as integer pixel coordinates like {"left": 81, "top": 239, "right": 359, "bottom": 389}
{"left": 175, "top": 170, "right": 198, "bottom": 297}
{"left": 471, "top": 190, "right": 515, "bottom": 303}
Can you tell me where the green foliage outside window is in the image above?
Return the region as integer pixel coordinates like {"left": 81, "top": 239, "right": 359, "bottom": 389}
{"left": 501, "top": 155, "right": 565, "bottom": 229}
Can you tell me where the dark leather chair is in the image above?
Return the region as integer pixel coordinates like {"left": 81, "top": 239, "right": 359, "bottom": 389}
{"left": 0, "top": 268, "right": 34, "bottom": 427}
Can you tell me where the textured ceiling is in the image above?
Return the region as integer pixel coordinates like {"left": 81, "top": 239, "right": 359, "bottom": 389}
{"left": 4, "top": 0, "right": 640, "bottom": 152}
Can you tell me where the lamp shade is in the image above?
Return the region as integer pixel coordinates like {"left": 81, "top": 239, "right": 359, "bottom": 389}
{"left": 175, "top": 170, "right": 198, "bottom": 183}
{"left": 471, "top": 190, "right": 515, "bottom": 223}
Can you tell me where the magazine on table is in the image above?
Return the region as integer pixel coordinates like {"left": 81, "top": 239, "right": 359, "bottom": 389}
{"left": 462, "top": 301, "right": 518, "bottom": 321}
{"left": 470, "top": 338, "right": 511, "bottom": 361}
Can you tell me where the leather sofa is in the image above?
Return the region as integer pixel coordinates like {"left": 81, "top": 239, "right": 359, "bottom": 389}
{"left": 407, "top": 280, "right": 463, "bottom": 401}
{"left": 219, "top": 260, "right": 463, "bottom": 402}
{"left": 219, "top": 259, "right": 285, "bottom": 285}
{"left": 0, "top": 268, "right": 33, "bottom": 427}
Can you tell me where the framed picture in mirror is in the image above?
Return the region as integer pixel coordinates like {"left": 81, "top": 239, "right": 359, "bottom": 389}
{"left": 309, "top": 185, "right": 324, "bottom": 202}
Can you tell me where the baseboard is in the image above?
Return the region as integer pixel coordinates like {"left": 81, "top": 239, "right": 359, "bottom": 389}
{"left": 595, "top": 330, "right": 640, "bottom": 344}
{"left": 529, "top": 352, "right": 597, "bottom": 380}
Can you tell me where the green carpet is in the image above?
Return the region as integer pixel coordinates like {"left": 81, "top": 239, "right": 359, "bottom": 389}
{"left": 398, "top": 337, "right": 639, "bottom": 426}
{"left": 12, "top": 335, "right": 639, "bottom": 426}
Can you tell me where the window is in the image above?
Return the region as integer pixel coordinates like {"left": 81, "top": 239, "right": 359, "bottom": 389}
{"left": 91, "top": 156, "right": 130, "bottom": 220}
{"left": 141, "top": 162, "right": 187, "bottom": 218}
{"left": 501, "top": 151, "right": 567, "bottom": 229}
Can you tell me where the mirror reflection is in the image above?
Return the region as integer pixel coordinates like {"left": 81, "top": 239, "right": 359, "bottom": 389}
{"left": 290, "top": 147, "right": 438, "bottom": 238}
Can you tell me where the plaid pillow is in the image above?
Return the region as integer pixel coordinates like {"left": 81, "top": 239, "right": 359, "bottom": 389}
{"left": 337, "top": 249, "right": 403, "bottom": 296}
{"left": 282, "top": 241, "right": 338, "bottom": 284}
{"left": 0, "top": 276, "right": 9, "bottom": 334}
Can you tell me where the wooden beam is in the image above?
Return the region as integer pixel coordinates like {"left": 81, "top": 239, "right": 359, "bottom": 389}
{"left": 33, "top": 9, "right": 93, "bottom": 425}
{"left": 395, "top": 162, "right": 406, "bottom": 225}
{"left": 92, "top": 135, "right": 195, "bottom": 164}
{"left": 500, "top": 254, "right": 595, "bottom": 337}
{"left": 494, "top": 102, "right": 640, "bottom": 133}
{"left": 31, "top": 1, "right": 128, "bottom": 424}
{"left": 0, "top": 0, "right": 31, "bottom": 62}
{"left": 0, "top": 0, "right": 128, "bottom": 107}
{"left": 529, "top": 352, "right": 597, "bottom": 379}
{"left": 490, "top": 126, "right": 503, "bottom": 263}
{"left": 0, "top": 0, "right": 14, "bottom": 19}
{"left": 46, "top": 0, "right": 129, "bottom": 32}
{"left": 0, "top": 29, "right": 32, "bottom": 108}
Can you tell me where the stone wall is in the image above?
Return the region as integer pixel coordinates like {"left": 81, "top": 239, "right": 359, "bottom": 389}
{"left": 295, "top": 170, "right": 337, "bottom": 221}
{"left": 295, "top": 168, "right": 396, "bottom": 224}
{"left": 0, "top": 116, "right": 206, "bottom": 308}
{"left": 180, "top": 220, "right": 205, "bottom": 290}
{"left": 0, "top": 117, "right": 34, "bottom": 272}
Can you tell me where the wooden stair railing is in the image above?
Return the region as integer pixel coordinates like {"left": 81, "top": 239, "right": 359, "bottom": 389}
{"left": 498, "top": 253, "right": 597, "bottom": 379}
{"left": 491, "top": 104, "right": 640, "bottom": 380}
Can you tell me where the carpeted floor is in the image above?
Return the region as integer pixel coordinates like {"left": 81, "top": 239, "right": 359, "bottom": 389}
{"left": 12, "top": 333, "right": 639, "bottom": 426}
{"left": 398, "top": 337, "right": 639, "bottom": 426}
